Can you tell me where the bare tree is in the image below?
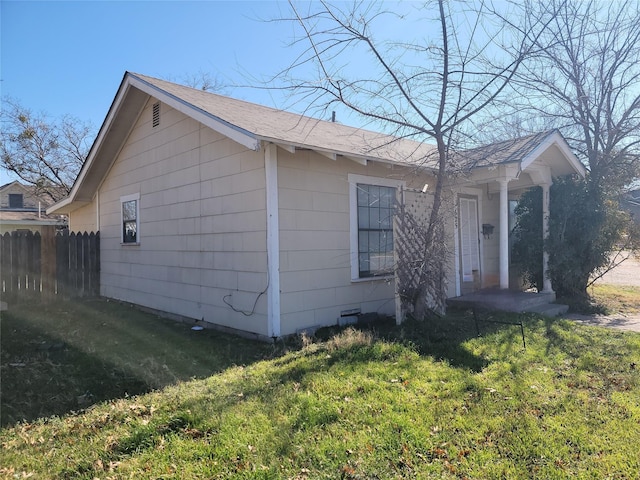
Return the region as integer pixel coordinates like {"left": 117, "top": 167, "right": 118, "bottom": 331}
{"left": 496, "top": 0, "right": 640, "bottom": 299}
{"left": 1, "top": 98, "right": 93, "bottom": 202}
{"left": 508, "top": 0, "right": 640, "bottom": 190}
{"left": 277, "top": 0, "right": 554, "bottom": 316}
{"left": 180, "top": 70, "right": 228, "bottom": 93}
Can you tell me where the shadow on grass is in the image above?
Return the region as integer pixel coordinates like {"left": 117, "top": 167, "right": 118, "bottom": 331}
{"left": 1, "top": 298, "right": 540, "bottom": 429}
{"left": 1, "top": 320, "right": 149, "bottom": 427}
{"left": 541, "top": 314, "right": 639, "bottom": 362}
{"left": 314, "top": 309, "right": 528, "bottom": 372}
{"left": 0, "top": 298, "right": 282, "bottom": 428}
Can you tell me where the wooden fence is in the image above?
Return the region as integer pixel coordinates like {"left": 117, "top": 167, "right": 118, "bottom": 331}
{"left": 0, "top": 226, "right": 100, "bottom": 300}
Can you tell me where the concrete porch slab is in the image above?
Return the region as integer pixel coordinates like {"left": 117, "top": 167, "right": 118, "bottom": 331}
{"left": 447, "top": 289, "right": 567, "bottom": 316}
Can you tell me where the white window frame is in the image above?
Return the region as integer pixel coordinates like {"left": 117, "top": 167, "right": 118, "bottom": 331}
{"left": 348, "top": 174, "right": 405, "bottom": 282}
{"left": 120, "top": 193, "right": 140, "bottom": 245}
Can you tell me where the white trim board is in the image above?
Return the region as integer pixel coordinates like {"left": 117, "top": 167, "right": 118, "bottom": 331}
{"left": 265, "top": 144, "right": 281, "bottom": 338}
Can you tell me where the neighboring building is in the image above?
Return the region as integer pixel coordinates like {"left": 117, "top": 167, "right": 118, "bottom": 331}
{"left": 0, "top": 181, "right": 67, "bottom": 234}
{"left": 621, "top": 189, "right": 640, "bottom": 224}
{"left": 49, "top": 72, "right": 586, "bottom": 339}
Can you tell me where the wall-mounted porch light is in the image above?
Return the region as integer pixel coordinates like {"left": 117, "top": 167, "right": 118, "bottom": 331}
{"left": 482, "top": 223, "right": 495, "bottom": 239}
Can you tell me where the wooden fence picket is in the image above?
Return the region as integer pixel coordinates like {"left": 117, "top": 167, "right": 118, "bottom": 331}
{"left": 41, "top": 225, "right": 55, "bottom": 298}
{"left": 88, "top": 232, "right": 99, "bottom": 296}
{"left": 0, "top": 228, "right": 99, "bottom": 301}
{"left": 56, "top": 229, "right": 69, "bottom": 298}
{"left": 1, "top": 232, "right": 11, "bottom": 294}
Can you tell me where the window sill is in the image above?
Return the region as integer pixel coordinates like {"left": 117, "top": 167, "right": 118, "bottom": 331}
{"left": 351, "top": 274, "right": 394, "bottom": 283}
{"left": 121, "top": 242, "right": 140, "bottom": 246}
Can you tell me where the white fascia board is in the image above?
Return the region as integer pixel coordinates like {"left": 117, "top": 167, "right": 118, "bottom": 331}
{"left": 47, "top": 199, "right": 90, "bottom": 215}
{"left": 555, "top": 136, "right": 587, "bottom": 177}
{"left": 128, "top": 75, "right": 260, "bottom": 152}
{"left": 60, "top": 79, "right": 134, "bottom": 209}
{"left": 521, "top": 131, "right": 586, "bottom": 177}
{"left": 47, "top": 196, "right": 74, "bottom": 215}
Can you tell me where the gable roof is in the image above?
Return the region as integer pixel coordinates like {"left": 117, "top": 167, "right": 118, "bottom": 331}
{"left": 131, "top": 73, "right": 439, "bottom": 165}
{"left": 459, "top": 130, "right": 558, "bottom": 169}
{"left": 49, "top": 72, "right": 586, "bottom": 214}
{"left": 0, "top": 181, "right": 31, "bottom": 194}
{"left": 457, "top": 129, "right": 586, "bottom": 177}
{"left": 0, "top": 181, "right": 61, "bottom": 209}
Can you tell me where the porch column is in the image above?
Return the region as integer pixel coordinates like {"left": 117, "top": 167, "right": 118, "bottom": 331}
{"left": 541, "top": 182, "right": 553, "bottom": 293}
{"left": 499, "top": 179, "right": 510, "bottom": 289}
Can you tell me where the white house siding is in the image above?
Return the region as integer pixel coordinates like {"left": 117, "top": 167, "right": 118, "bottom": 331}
{"left": 97, "top": 99, "right": 270, "bottom": 336}
{"left": 276, "top": 148, "right": 432, "bottom": 335}
{"left": 480, "top": 193, "right": 500, "bottom": 288}
{"left": 69, "top": 202, "right": 98, "bottom": 233}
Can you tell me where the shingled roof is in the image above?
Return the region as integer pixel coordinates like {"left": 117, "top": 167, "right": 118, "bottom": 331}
{"left": 455, "top": 130, "right": 560, "bottom": 170}
{"left": 132, "top": 74, "right": 582, "bottom": 173}
{"left": 49, "top": 72, "right": 585, "bottom": 213}
{"left": 131, "top": 73, "right": 438, "bottom": 167}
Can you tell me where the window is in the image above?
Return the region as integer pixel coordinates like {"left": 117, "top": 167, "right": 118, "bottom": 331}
{"left": 8, "top": 194, "right": 23, "bottom": 209}
{"left": 348, "top": 174, "right": 404, "bottom": 280}
{"left": 121, "top": 193, "right": 140, "bottom": 244}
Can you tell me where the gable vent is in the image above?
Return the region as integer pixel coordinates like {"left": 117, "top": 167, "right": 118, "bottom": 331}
{"left": 152, "top": 102, "right": 160, "bottom": 128}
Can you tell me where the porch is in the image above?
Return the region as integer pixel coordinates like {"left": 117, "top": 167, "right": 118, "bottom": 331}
{"left": 453, "top": 130, "right": 587, "bottom": 297}
{"left": 447, "top": 288, "right": 569, "bottom": 317}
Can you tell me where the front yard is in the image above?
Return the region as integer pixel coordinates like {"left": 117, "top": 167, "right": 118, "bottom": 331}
{"left": 0, "top": 299, "right": 278, "bottom": 428}
{"left": 1, "top": 288, "right": 640, "bottom": 478}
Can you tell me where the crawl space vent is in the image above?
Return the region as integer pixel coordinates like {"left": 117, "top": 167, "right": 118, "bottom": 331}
{"left": 152, "top": 102, "right": 160, "bottom": 128}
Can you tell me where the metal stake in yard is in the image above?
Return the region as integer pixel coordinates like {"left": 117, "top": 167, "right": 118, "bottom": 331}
{"left": 473, "top": 307, "right": 526, "bottom": 349}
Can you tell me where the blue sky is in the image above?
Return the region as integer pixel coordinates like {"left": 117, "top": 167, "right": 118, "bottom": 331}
{"left": 1, "top": 0, "right": 314, "bottom": 184}
{"left": 1, "top": 1, "right": 298, "bottom": 119}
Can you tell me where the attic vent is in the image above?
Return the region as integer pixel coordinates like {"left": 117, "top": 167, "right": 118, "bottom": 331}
{"left": 152, "top": 102, "right": 160, "bottom": 128}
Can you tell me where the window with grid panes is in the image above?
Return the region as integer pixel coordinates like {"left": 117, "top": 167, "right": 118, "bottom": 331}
{"left": 356, "top": 184, "right": 395, "bottom": 277}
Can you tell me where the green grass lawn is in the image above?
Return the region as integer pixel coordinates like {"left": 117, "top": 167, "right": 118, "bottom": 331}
{"left": 0, "top": 299, "right": 278, "bottom": 427}
{"left": 589, "top": 284, "right": 640, "bottom": 315}
{"left": 1, "top": 296, "right": 640, "bottom": 479}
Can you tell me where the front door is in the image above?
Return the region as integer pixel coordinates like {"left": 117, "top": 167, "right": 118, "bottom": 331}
{"left": 459, "top": 197, "right": 480, "bottom": 293}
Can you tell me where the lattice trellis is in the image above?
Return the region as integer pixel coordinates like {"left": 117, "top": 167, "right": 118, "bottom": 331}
{"left": 394, "top": 187, "right": 448, "bottom": 320}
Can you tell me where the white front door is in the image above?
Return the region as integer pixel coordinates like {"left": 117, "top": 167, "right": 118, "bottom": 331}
{"left": 459, "top": 197, "right": 480, "bottom": 286}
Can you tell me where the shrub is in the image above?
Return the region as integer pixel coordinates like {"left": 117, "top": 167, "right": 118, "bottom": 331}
{"left": 512, "top": 175, "right": 634, "bottom": 298}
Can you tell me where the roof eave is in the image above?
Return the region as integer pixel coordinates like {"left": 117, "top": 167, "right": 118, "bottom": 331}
{"left": 128, "top": 74, "right": 260, "bottom": 151}
{"left": 46, "top": 196, "right": 89, "bottom": 215}
{"left": 61, "top": 72, "right": 262, "bottom": 213}
{"left": 265, "top": 138, "right": 438, "bottom": 172}
{"left": 520, "top": 130, "right": 586, "bottom": 177}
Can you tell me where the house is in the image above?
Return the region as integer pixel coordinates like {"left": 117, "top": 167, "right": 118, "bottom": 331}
{"left": 48, "top": 72, "right": 585, "bottom": 339}
{"left": 0, "top": 181, "right": 67, "bottom": 234}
